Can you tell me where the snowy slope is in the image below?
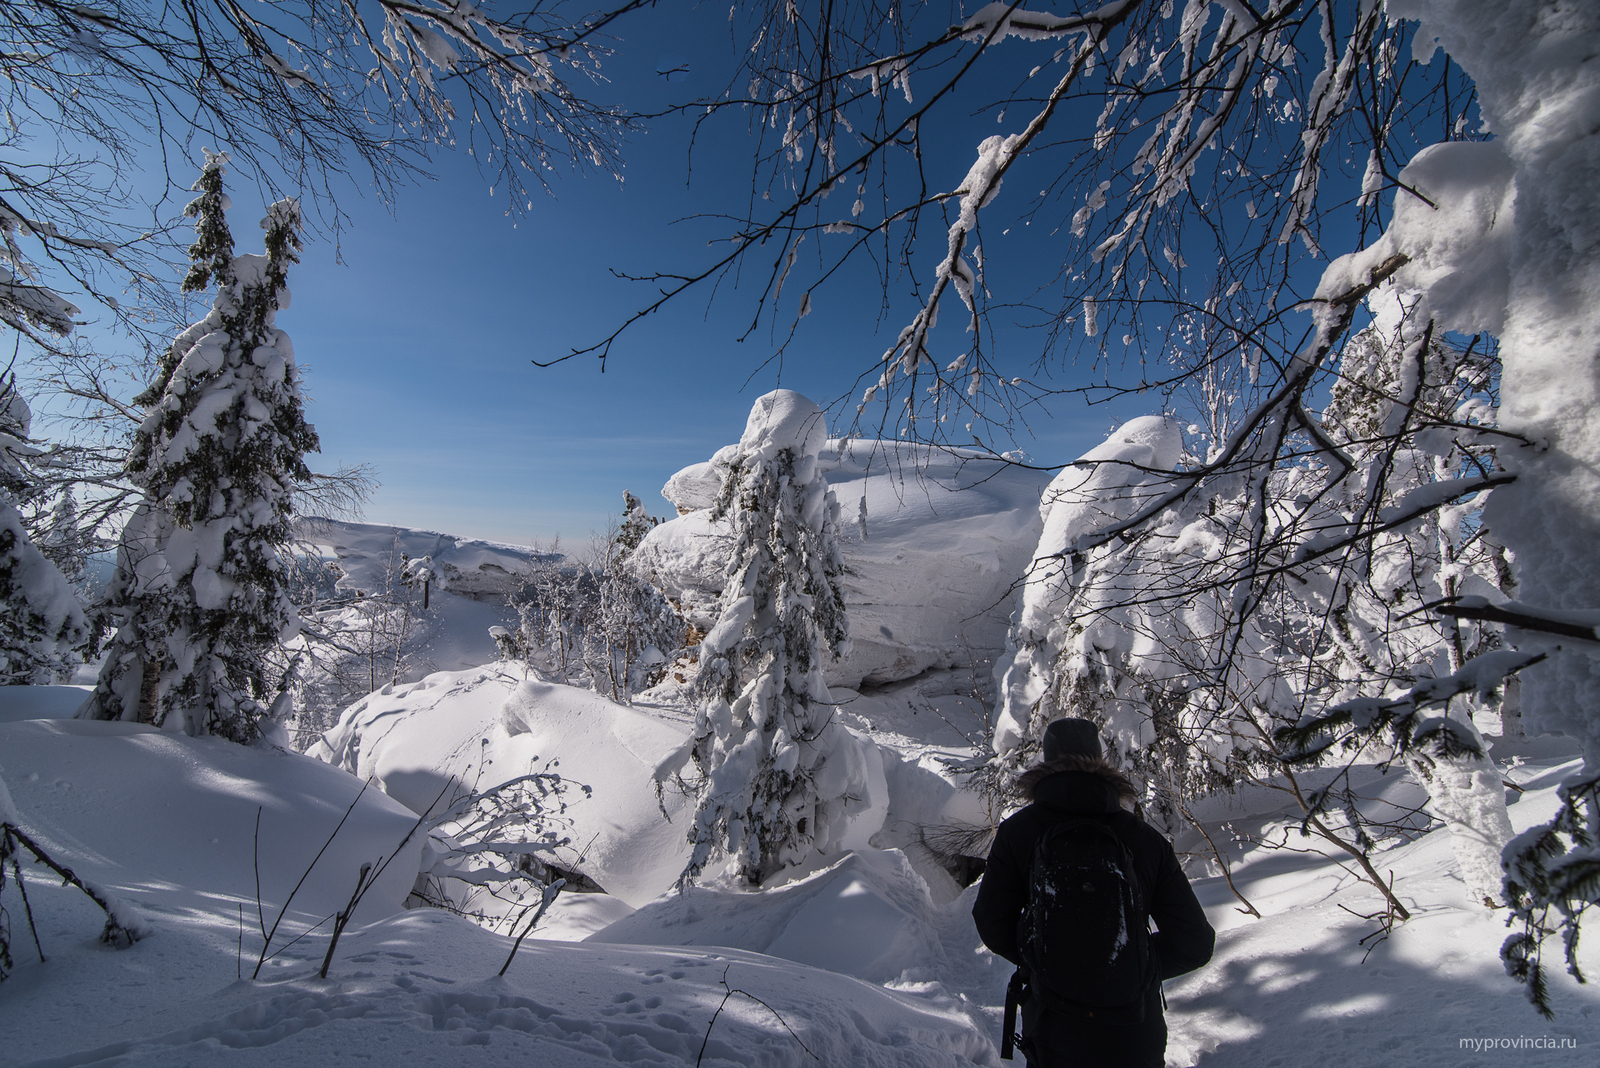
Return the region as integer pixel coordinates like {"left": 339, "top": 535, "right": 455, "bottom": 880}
{"left": 638, "top": 440, "right": 1054, "bottom": 688}
{"left": 0, "top": 718, "right": 424, "bottom": 928}
{"left": 0, "top": 691, "right": 997, "bottom": 1067}
{"left": 0, "top": 683, "right": 90, "bottom": 723}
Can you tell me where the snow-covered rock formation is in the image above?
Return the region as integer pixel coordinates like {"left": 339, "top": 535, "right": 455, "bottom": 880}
{"left": 310, "top": 666, "right": 694, "bottom": 908}
{"left": 637, "top": 439, "right": 1054, "bottom": 689}
{"left": 994, "top": 415, "right": 1184, "bottom": 760}
{"left": 297, "top": 519, "right": 550, "bottom": 603}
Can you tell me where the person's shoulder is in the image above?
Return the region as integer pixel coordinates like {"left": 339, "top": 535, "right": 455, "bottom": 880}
{"left": 992, "top": 800, "right": 1053, "bottom": 848}
{"left": 1108, "top": 811, "right": 1178, "bottom": 856}
{"left": 996, "top": 801, "right": 1041, "bottom": 835}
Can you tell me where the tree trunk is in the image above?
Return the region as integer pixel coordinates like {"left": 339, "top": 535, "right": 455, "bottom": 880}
{"left": 1403, "top": 708, "right": 1514, "bottom": 907}
{"left": 136, "top": 658, "right": 160, "bottom": 725}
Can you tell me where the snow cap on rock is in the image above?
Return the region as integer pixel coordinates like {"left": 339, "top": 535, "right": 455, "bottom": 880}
{"left": 739, "top": 390, "right": 827, "bottom": 463}
{"left": 1079, "top": 414, "right": 1183, "bottom": 473}
{"left": 661, "top": 460, "right": 722, "bottom": 513}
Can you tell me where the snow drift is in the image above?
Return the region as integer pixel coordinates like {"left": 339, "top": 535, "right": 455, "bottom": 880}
{"left": 310, "top": 666, "right": 696, "bottom": 907}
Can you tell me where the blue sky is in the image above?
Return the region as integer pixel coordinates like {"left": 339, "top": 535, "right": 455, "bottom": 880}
{"left": 269, "top": 5, "right": 1153, "bottom": 545}
{"left": 40, "top": 3, "right": 1427, "bottom": 548}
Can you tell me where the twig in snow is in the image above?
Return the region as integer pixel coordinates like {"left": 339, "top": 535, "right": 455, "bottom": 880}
{"left": 498, "top": 878, "right": 565, "bottom": 977}
{"left": 12, "top": 858, "right": 45, "bottom": 962}
{"left": 2, "top": 823, "right": 139, "bottom": 949}
{"left": 319, "top": 862, "right": 372, "bottom": 979}
{"left": 696, "top": 964, "right": 818, "bottom": 1067}
{"left": 253, "top": 779, "right": 369, "bottom": 979}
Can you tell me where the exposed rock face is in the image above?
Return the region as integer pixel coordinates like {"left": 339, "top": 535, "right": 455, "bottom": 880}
{"left": 637, "top": 440, "right": 1053, "bottom": 689}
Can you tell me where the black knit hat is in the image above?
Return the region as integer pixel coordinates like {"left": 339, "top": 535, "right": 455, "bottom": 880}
{"left": 1041, "top": 717, "right": 1104, "bottom": 762}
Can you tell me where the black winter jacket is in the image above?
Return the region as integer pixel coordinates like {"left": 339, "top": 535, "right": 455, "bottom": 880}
{"left": 972, "top": 762, "right": 1215, "bottom": 1065}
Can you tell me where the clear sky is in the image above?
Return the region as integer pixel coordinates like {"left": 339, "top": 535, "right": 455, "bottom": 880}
{"left": 266, "top": 4, "right": 1150, "bottom": 546}
{"left": 37, "top": 3, "right": 1398, "bottom": 549}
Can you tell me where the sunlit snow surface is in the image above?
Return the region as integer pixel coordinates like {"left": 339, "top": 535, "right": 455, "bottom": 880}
{"left": 3, "top": 683, "right": 1596, "bottom": 1065}
{"left": 0, "top": 689, "right": 992, "bottom": 1067}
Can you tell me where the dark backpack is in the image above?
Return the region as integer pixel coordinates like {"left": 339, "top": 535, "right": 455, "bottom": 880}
{"left": 1017, "top": 816, "right": 1153, "bottom": 1023}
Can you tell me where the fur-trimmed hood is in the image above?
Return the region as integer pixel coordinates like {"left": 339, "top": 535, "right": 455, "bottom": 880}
{"left": 1016, "top": 753, "right": 1138, "bottom": 810}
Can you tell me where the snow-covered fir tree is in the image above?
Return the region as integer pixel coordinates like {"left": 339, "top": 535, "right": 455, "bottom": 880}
{"left": 80, "top": 153, "right": 318, "bottom": 741}
{"left": 592, "top": 496, "right": 679, "bottom": 701}
{"left": 617, "top": 491, "right": 658, "bottom": 554}
{"left": 37, "top": 490, "right": 90, "bottom": 589}
{"left": 0, "top": 379, "right": 89, "bottom": 684}
{"left": 684, "top": 390, "right": 858, "bottom": 887}
{"left": 1281, "top": 304, "right": 1516, "bottom": 906}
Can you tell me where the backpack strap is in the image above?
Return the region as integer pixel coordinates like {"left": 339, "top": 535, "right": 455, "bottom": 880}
{"left": 1001, "top": 965, "right": 1028, "bottom": 1060}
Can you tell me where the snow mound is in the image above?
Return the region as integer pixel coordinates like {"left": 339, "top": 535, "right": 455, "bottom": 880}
{"left": 631, "top": 508, "right": 727, "bottom": 626}
{"left": 0, "top": 716, "right": 423, "bottom": 931}
{"left": 0, "top": 683, "right": 90, "bottom": 723}
{"left": 1318, "top": 140, "right": 1516, "bottom": 336}
{"left": 660, "top": 459, "right": 722, "bottom": 513}
{"left": 589, "top": 848, "right": 953, "bottom": 985}
{"left": 311, "top": 667, "right": 695, "bottom": 907}
{"left": 644, "top": 440, "right": 1053, "bottom": 687}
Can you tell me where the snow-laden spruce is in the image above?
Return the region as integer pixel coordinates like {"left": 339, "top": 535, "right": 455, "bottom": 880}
{"left": 999, "top": 336, "right": 1517, "bottom": 908}
{"left": 995, "top": 414, "right": 1186, "bottom": 768}
{"left": 0, "top": 380, "right": 89, "bottom": 684}
{"left": 80, "top": 153, "right": 318, "bottom": 741}
{"left": 1283, "top": 304, "right": 1516, "bottom": 908}
{"left": 683, "top": 390, "right": 862, "bottom": 886}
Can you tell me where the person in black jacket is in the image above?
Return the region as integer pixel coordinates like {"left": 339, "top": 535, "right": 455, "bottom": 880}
{"left": 973, "top": 718, "right": 1215, "bottom": 1067}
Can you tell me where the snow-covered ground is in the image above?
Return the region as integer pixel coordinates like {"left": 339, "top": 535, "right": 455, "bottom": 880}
{"left": 3, "top": 680, "right": 1595, "bottom": 1065}
{"left": 0, "top": 688, "right": 994, "bottom": 1068}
